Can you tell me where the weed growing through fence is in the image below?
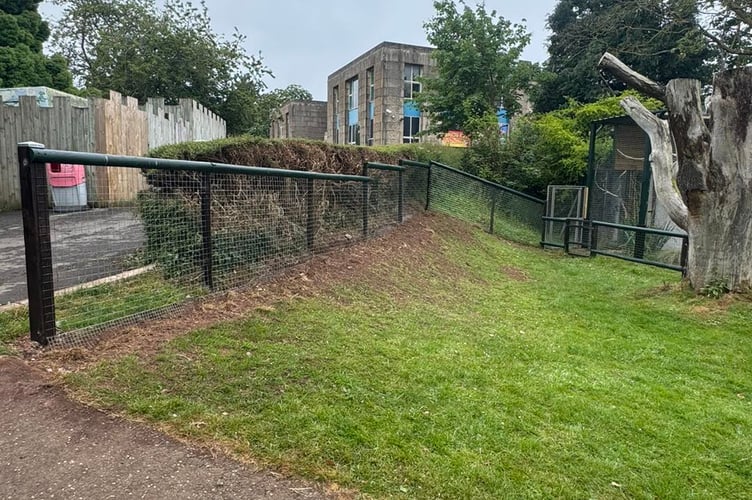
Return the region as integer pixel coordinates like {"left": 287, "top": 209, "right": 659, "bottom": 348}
{"left": 62, "top": 217, "right": 752, "bottom": 499}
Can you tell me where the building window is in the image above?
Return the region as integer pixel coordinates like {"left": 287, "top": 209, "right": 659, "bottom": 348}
{"left": 403, "top": 117, "right": 420, "bottom": 144}
{"left": 403, "top": 64, "right": 422, "bottom": 143}
{"left": 366, "top": 67, "right": 375, "bottom": 145}
{"left": 332, "top": 86, "right": 340, "bottom": 144}
{"left": 346, "top": 77, "right": 360, "bottom": 145}
{"left": 403, "top": 64, "right": 422, "bottom": 99}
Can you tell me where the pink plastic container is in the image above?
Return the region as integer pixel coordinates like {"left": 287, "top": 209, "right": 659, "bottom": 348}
{"left": 46, "top": 163, "right": 86, "bottom": 188}
{"left": 46, "top": 163, "right": 88, "bottom": 211}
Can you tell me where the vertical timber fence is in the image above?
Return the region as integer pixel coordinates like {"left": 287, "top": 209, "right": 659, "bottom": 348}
{"left": 18, "top": 148, "right": 546, "bottom": 347}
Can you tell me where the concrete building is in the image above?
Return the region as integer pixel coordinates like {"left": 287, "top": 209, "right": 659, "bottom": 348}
{"left": 326, "top": 42, "right": 436, "bottom": 146}
{"left": 269, "top": 100, "right": 327, "bottom": 140}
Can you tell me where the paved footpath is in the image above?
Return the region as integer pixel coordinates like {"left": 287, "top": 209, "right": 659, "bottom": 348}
{"left": 0, "top": 208, "right": 145, "bottom": 306}
{"left": 0, "top": 357, "right": 332, "bottom": 499}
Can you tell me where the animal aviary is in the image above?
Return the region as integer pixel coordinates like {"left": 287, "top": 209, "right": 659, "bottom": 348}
{"left": 16, "top": 145, "right": 544, "bottom": 347}
{"left": 598, "top": 52, "right": 752, "bottom": 292}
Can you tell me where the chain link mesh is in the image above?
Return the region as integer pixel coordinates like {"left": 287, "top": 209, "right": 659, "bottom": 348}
{"left": 588, "top": 121, "right": 686, "bottom": 267}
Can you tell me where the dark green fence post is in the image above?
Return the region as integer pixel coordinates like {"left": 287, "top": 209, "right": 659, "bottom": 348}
{"left": 634, "top": 134, "right": 653, "bottom": 259}
{"left": 563, "top": 219, "right": 571, "bottom": 254}
{"left": 425, "top": 164, "right": 432, "bottom": 211}
{"left": 18, "top": 142, "right": 56, "bottom": 345}
{"left": 680, "top": 236, "right": 689, "bottom": 277}
{"left": 362, "top": 164, "right": 369, "bottom": 237}
{"left": 590, "top": 223, "right": 599, "bottom": 257}
{"left": 489, "top": 190, "right": 497, "bottom": 234}
{"left": 200, "top": 172, "right": 213, "bottom": 290}
{"left": 398, "top": 170, "right": 404, "bottom": 223}
{"left": 307, "top": 178, "right": 315, "bottom": 250}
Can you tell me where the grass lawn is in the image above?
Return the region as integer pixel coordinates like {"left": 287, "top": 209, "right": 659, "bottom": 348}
{"left": 0, "top": 272, "right": 194, "bottom": 354}
{"left": 60, "top": 216, "right": 752, "bottom": 498}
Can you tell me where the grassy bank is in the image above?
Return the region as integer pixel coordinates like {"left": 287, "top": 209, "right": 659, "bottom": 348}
{"left": 51, "top": 216, "right": 752, "bottom": 498}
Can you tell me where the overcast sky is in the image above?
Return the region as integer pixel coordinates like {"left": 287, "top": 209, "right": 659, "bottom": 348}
{"left": 39, "top": 0, "right": 558, "bottom": 101}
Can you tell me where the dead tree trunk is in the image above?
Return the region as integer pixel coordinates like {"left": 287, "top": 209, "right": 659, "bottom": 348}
{"left": 599, "top": 52, "right": 752, "bottom": 291}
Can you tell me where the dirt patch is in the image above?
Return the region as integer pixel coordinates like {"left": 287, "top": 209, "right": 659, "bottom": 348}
{"left": 0, "top": 355, "right": 344, "bottom": 499}
{"left": 501, "top": 265, "right": 529, "bottom": 282}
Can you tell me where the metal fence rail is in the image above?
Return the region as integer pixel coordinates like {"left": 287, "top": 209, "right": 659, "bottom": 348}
{"left": 542, "top": 216, "right": 689, "bottom": 273}
{"left": 425, "top": 161, "right": 545, "bottom": 246}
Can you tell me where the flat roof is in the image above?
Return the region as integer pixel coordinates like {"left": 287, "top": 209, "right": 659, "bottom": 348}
{"left": 327, "top": 41, "right": 435, "bottom": 80}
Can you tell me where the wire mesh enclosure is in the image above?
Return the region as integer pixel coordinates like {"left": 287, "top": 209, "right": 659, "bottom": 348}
{"left": 584, "top": 116, "right": 687, "bottom": 269}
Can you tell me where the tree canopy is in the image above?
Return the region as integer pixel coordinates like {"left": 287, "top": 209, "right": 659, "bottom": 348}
{"left": 51, "top": 0, "right": 270, "bottom": 131}
{"left": 535, "top": 0, "right": 712, "bottom": 112}
{"left": 0, "top": 0, "right": 73, "bottom": 89}
{"left": 416, "top": 0, "right": 533, "bottom": 137}
{"left": 696, "top": 0, "right": 752, "bottom": 68}
{"left": 219, "top": 83, "right": 313, "bottom": 137}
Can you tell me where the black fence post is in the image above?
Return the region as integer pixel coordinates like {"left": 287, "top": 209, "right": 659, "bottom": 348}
{"left": 398, "top": 170, "right": 404, "bottom": 223}
{"left": 18, "top": 142, "right": 56, "bottom": 345}
{"left": 362, "top": 164, "right": 369, "bottom": 237}
{"left": 307, "top": 178, "right": 315, "bottom": 250}
{"left": 489, "top": 190, "right": 497, "bottom": 234}
{"left": 540, "top": 200, "right": 548, "bottom": 248}
{"left": 200, "top": 171, "right": 213, "bottom": 291}
{"left": 563, "top": 219, "right": 571, "bottom": 254}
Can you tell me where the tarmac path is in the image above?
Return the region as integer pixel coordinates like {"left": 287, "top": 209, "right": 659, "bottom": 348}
{"left": 0, "top": 209, "right": 145, "bottom": 306}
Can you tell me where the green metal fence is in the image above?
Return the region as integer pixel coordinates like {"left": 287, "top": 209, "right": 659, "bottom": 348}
{"left": 18, "top": 146, "right": 546, "bottom": 347}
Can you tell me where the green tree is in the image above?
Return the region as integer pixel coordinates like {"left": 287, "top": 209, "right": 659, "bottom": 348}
{"left": 416, "top": 0, "right": 532, "bottom": 137}
{"left": 51, "top": 0, "right": 269, "bottom": 130}
{"left": 536, "top": 0, "right": 711, "bottom": 112}
{"left": 0, "top": 0, "right": 73, "bottom": 89}
{"left": 493, "top": 93, "right": 662, "bottom": 197}
{"left": 219, "top": 83, "right": 313, "bottom": 136}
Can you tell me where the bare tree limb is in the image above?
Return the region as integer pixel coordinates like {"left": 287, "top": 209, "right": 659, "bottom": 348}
{"left": 699, "top": 26, "right": 752, "bottom": 56}
{"left": 598, "top": 52, "right": 667, "bottom": 102}
{"left": 620, "top": 96, "right": 689, "bottom": 230}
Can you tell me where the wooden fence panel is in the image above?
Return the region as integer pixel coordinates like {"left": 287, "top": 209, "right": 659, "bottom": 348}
{"left": 0, "top": 96, "right": 94, "bottom": 210}
{"left": 1, "top": 88, "right": 226, "bottom": 210}
{"left": 90, "top": 91, "right": 149, "bottom": 205}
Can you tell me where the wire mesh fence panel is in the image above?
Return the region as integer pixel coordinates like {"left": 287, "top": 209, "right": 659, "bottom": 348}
{"left": 25, "top": 152, "right": 425, "bottom": 346}
{"left": 23, "top": 147, "right": 562, "bottom": 348}
{"left": 590, "top": 223, "right": 686, "bottom": 271}
{"left": 311, "top": 179, "right": 365, "bottom": 251}
{"left": 47, "top": 175, "right": 206, "bottom": 345}
{"left": 429, "top": 164, "right": 493, "bottom": 229}
{"left": 404, "top": 164, "right": 429, "bottom": 212}
{"left": 543, "top": 186, "right": 588, "bottom": 247}
{"left": 428, "top": 163, "right": 544, "bottom": 246}
{"left": 366, "top": 169, "right": 401, "bottom": 235}
{"left": 490, "top": 187, "right": 545, "bottom": 246}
